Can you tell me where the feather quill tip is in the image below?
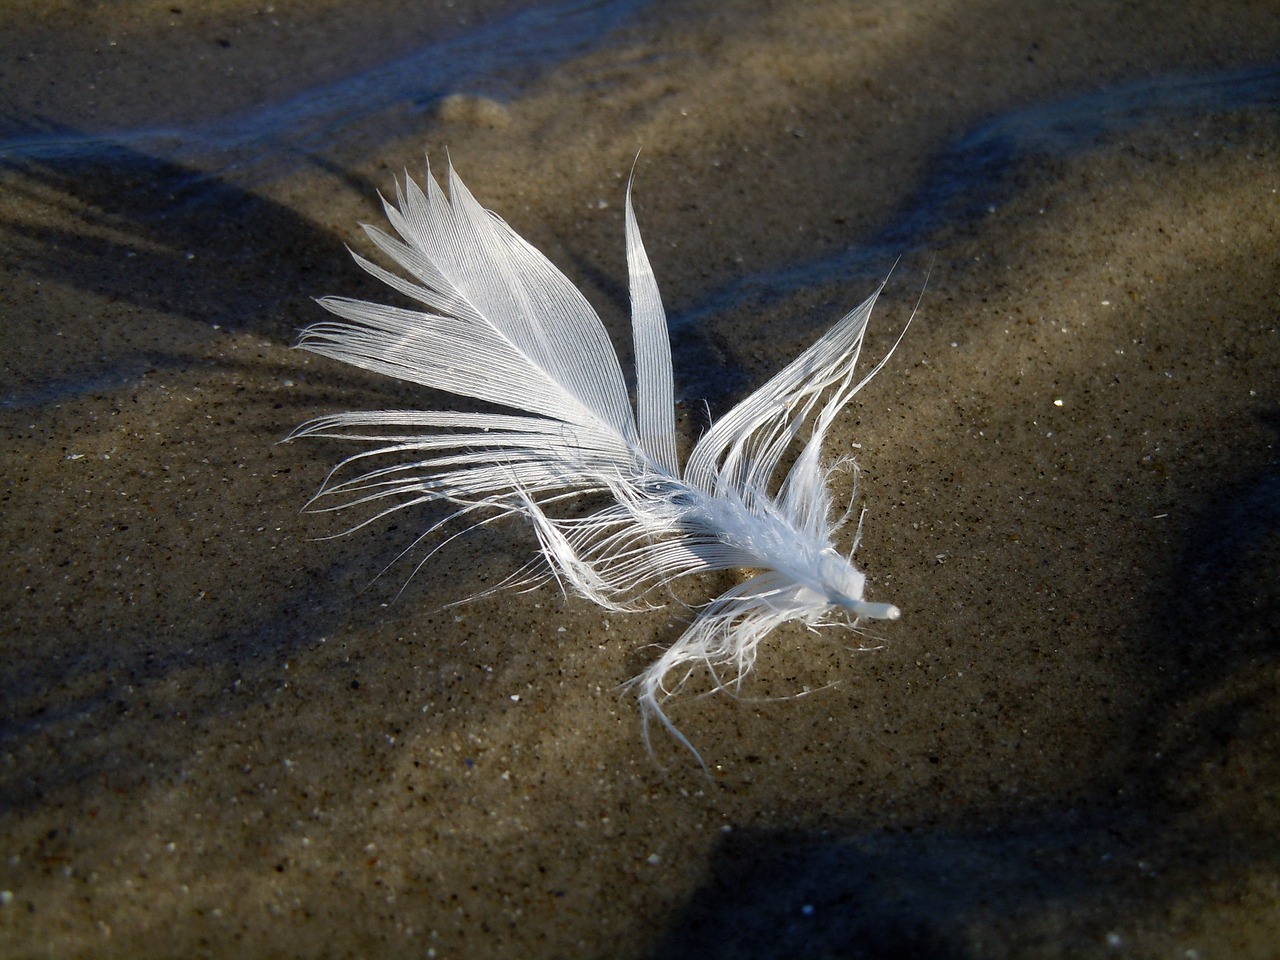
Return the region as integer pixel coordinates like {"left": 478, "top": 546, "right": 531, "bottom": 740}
{"left": 856, "top": 601, "right": 901, "bottom": 621}
{"left": 291, "top": 157, "right": 908, "bottom": 757}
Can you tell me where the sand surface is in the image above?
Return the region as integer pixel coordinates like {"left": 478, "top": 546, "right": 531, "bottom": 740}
{"left": 2, "top": 1, "right": 1279, "bottom": 957}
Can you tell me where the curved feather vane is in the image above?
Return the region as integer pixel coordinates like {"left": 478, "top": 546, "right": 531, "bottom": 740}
{"left": 290, "top": 159, "right": 905, "bottom": 757}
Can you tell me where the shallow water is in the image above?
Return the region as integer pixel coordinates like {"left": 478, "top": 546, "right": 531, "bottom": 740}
{"left": 2, "top": 1, "right": 1279, "bottom": 957}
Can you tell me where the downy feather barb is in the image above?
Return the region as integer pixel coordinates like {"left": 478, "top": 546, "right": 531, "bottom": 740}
{"left": 290, "top": 159, "right": 906, "bottom": 754}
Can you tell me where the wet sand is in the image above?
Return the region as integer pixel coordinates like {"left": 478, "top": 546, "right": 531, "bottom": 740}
{"left": 2, "top": 1, "right": 1279, "bottom": 957}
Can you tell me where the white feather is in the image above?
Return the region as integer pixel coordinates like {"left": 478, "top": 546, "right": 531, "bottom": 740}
{"left": 290, "top": 159, "right": 906, "bottom": 756}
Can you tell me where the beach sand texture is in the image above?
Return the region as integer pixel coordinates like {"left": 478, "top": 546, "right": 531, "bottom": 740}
{"left": 2, "top": 1, "right": 1279, "bottom": 956}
